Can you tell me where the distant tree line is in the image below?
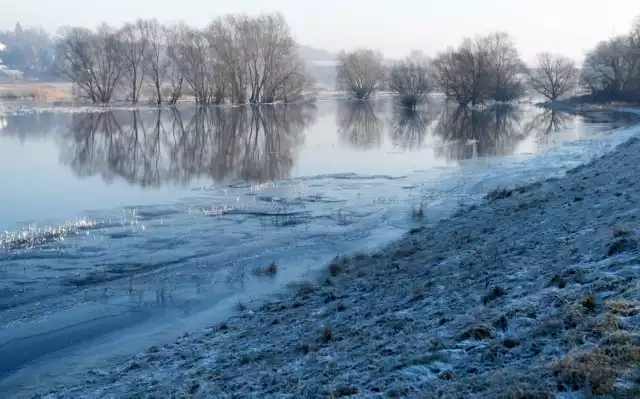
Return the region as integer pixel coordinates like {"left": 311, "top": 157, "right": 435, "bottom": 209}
{"left": 337, "top": 15, "right": 640, "bottom": 108}
{"left": 3, "top": 14, "right": 640, "bottom": 106}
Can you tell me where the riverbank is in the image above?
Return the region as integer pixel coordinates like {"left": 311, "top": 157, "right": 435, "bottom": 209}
{"left": 25, "top": 124, "right": 640, "bottom": 398}
{"left": 537, "top": 94, "right": 640, "bottom": 114}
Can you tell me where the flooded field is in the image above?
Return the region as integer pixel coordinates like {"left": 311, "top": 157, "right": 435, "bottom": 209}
{"left": 0, "top": 98, "right": 639, "bottom": 394}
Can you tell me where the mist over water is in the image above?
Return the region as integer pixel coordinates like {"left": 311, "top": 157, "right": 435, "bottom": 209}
{"left": 0, "top": 98, "right": 639, "bottom": 390}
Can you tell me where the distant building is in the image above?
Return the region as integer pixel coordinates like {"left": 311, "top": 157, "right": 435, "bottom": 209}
{"left": 0, "top": 42, "right": 5, "bottom": 52}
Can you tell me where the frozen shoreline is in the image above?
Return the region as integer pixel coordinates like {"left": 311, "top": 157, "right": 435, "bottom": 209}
{"left": 21, "top": 122, "right": 640, "bottom": 397}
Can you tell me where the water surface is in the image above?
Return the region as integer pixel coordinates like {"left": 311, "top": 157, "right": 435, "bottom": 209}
{"left": 0, "top": 99, "right": 639, "bottom": 394}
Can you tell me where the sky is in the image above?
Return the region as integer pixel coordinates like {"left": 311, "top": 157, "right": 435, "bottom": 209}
{"left": 1, "top": 0, "right": 638, "bottom": 63}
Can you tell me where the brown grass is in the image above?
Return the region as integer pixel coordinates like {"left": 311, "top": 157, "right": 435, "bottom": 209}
{"left": 553, "top": 349, "right": 616, "bottom": 394}
{"left": 555, "top": 318, "right": 640, "bottom": 395}
{"left": 0, "top": 82, "right": 72, "bottom": 101}
{"left": 594, "top": 312, "right": 622, "bottom": 333}
{"left": 606, "top": 299, "right": 640, "bottom": 316}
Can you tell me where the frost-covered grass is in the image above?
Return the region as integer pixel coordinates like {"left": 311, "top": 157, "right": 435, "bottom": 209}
{"left": 35, "top": 136, "right": 640, "bottom": 398}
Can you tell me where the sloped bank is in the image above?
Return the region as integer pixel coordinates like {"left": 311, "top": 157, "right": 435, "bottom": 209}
{"left": 40, "top": 136, "right": 640, "bottom": 398}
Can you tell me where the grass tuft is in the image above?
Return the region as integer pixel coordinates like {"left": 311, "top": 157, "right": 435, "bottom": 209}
{"left": 332, "top": 386, "right": 358, "bottom": 397}
{"left": 460, "top": 324, "right": 494, "bottom": 340}
{"left": 324, "top": 326, "right": 334, "bottom": 342}
{"left": 411, "top": 203, "right": 424, "bottom": 220}
{"left": 554, "top": 330, "right": 640, "bottom": 395}
{"left": 579, "top": 292, "right": 597, "bottom": 313}
{"left": 329, "top": 262, "right": 342, "bottom": 277}
{"left": 486, "top": 187, "right": 513, "bottom": 201}
{"left": 483, "top": 285, "right": 507, "bottom": 305}
{"left": 613, "top": 227, "right": 631, "bottom": 238}
{"left": 606, "top": 299, "right": 640, "bottom": 316}
{"left": 253, "top": 262, "right": 278, "bottom": 276}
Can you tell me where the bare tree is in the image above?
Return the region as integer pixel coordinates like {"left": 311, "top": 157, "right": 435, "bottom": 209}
{"left": 482, "top": 32, "right": 526, "bottom": 102}
{"left": 179, "top": 27, "right": 217, "bottom": 104}
{"left": 273, "top": 59, "right": 316, "bottom": 103}
{"left": 432, "top": 38, "right": 493, "bottom": 106}
{"left": 142, "top": 19, "right": 171, "bottom": 104}
{"left": 119, "top": 20, "right": 150, "bottom": 104}
{"left": 253, "top": 13, "right": 312, "bottom": 103}
{"left": 389, "top": 50, "right": 430, "bottom": 110}
{"left": 54, "top": 24, "right": 124, "bottom": 103}
{"left": 528, "top": 53, "right": 577, "bottom": 101}
{"left": 431, "top": 49, "right": 471, "bottom": 106}
{"left": 432, "top": 33, "right": 526, "bottom": 106}
{"left": 581, "top": 36, "right": 639, "bottom": 100}
{"left": 336, "top": 48, "right": 386, "bottom": 100}
{"left": 628, "top": 14, "right": 640, "bottom": 101}
{"left": 164, "top": 23, "right": 186, "bottom": 104}
{"left": 206, "top": 13, "right": 312, "bottom": 104}
{"left": 207, "top": 15, "right": 247, "bottom": 104}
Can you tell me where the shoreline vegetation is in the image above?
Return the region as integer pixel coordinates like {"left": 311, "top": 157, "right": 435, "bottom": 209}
{"left": 1, "top": 80, "right": 639, "bottom": 116}
{"left": 32, "top": 122, "right": 640, "bottom": 397}
{"left": 3, "top": 13, "right": 640, "bottom": 109}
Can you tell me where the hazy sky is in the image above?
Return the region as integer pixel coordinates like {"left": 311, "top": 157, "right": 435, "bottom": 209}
{"left": 1, "top": 0, "right": 638, "bottom": 63}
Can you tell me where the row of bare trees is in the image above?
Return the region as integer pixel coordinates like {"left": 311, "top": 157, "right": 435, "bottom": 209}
{"left": 336, "top": 16, "right": 640, "bottom": 108}
{"left": 54, "top": 13, "right": 313, "bottom": 104}
{"left": 336, "top": 33, "right": 578, "bottom": 108}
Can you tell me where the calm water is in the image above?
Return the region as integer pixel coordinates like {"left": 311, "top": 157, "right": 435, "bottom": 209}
{"left": 0, "top": 99, "right": 639, "bottom": 393}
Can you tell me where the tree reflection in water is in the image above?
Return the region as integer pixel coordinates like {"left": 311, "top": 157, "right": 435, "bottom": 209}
{"left": 336, "top": 100, "right": 384, "bottom": 149}
{"left": 523, "top": 108, "right": 573, "bottom": 140}
{"left": 388, "top": 105, "right": 439, "bottom": 150}
{"left": 432, "top": 105, "right": 531, "bottom": 160}
{"left": 59, "top": 105, "right": 317, "bottom": 187}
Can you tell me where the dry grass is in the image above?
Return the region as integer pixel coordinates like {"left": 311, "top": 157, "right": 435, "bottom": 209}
{"left": 555, "top": 290, "right": 640, "bottom": 395}
{"left": 554, "top": 333, "right": 640, "bottom": 395}
{"left": 607, "top": 299, "right": 640, "bottom": 316}
{"left": 554, "top": 349, "right": 617, "bottom": 394}
{"left": 591, "top": 312, "right": 622, "bottom": 334}
{"left": 0, "top": 82, "right": 72, "bottom": 101}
